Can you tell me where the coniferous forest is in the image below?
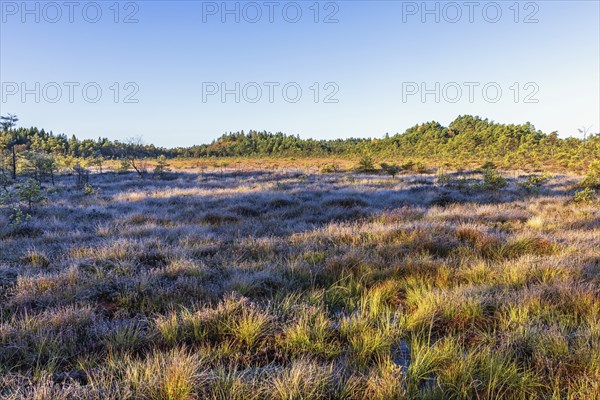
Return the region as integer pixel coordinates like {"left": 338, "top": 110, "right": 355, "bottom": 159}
{"left": 2, "top": 115, "right": 598, "bottom": 176}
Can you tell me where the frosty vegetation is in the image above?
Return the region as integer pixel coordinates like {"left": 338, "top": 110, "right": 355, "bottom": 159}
{"left": 1, "top": 164, "right": 599, "bottom": 399}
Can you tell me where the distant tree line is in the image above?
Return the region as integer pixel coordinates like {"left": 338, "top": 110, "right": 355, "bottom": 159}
{"left": 1, "top": 115, "right": 598, "bottom": 178}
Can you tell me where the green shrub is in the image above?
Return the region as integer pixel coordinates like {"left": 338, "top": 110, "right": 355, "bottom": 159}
{"left": 118, "top": 159, "right": 131, "bottom": 174}
{"left": 415, "top": 162, "right": 428, "bottom": 173}
{"left": 0, "top": 190, "right": 30, "bottom": 225}
{"left": 402, "top": 160, "right": 415, "bottom": 171}
{"left": 480, "top": 161, "right": 497, "bottom": 171}
{"left": 437, "top": 172, "right": 452, "bottom": 185}
{"left": 579, "top": 174, "right": 599, "bottom": 189}
{"left": 16, "top": 178, "right": 45, "bottom": 209}
{"left": 25, "top": 151, "right": 57, "bottom": 184}
{"left": 483, "top": 169, "right": 507, "bottom": 189}
{"left": 573, "top": 187, "right": 596, "bottom": 204}
{"left": 579, "top": 161, "right": 600, "bottom": 188}
{"left": 518, "top": 174, "right": 549, "bottom": 193}
{"left": 83, "top": 183, "right": 95, "bottom": 195}
{"left": 356, "top": 154, "right": 376, "bottom": 173}
{"left": 380, "top": 163, "right": 402, "bottom": 179}
{"left": 154, "top": 155, "right": 171, "bottom": 178}
{"left": 320, "top": 163, "right": 340, "bottom": 174}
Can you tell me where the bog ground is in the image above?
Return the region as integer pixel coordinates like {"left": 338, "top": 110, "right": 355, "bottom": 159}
{"left": 1, "top": 168, "right": 599, "bottom": 399}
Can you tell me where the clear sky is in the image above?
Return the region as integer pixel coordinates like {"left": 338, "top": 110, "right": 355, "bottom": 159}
{"left": 1, "top": 0, "right": 599, "bottom": 147}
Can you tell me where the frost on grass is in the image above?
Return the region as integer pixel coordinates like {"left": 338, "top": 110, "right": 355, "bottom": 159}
{"left": 0, "top": 170, "right": 599, "bottom": 399}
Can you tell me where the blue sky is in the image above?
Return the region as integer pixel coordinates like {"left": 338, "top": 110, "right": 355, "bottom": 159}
{"left": 1, "top": 0, "right": 599, "bottom": 147}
